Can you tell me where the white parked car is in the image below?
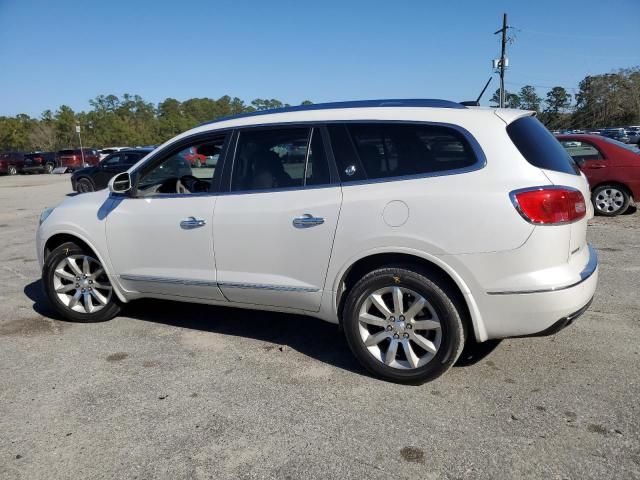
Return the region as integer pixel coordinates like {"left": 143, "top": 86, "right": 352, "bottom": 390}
{"left": 36, "top": 100, "right": 598, "bottom": 383}
{"left": 98, "top": 147, "right": 130, "bottom": 161}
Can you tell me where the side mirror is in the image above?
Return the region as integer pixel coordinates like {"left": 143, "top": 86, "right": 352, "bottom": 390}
{"left": 108, "top": 172, "right": 132, "bottom": 195}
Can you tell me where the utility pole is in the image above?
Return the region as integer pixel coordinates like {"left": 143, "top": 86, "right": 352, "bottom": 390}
{"left": 494, "top": 13, "right": 508, "bottom": 108}
{"left": 76, "top": 125, "right": 86, "bottom": 166}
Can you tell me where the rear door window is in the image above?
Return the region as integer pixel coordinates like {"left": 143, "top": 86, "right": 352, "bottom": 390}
{"left": 507, "top": 116, "right": 579, "bottom": 175}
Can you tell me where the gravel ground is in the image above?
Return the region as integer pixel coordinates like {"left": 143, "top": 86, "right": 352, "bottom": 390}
{"left": 0, "top": 173, "right": 638, "bottom": 480}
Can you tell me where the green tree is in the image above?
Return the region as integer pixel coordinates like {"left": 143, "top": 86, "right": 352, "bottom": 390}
{"left": 489, "top": 89, "right": 521, "bottom": 108}
{"left": 518, "top": 85, "right": 542, "bottom": 112}
{"left": 54, "top": 105, "right": 77, "bottom": 149}
{"left": 541, "top": 87, "right": 572, "bottom": 130}
{"left": 250, "top": 98, "right": 289, "bottom": 111}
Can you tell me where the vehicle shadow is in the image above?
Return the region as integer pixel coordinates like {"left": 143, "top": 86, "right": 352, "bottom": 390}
{"left": 23, "top": 279, "right": 365, "bottom": 377}
{"left": 23, "top": 279, "right": 491, "bottom": 375}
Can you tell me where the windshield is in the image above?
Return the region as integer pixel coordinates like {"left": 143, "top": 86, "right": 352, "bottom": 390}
{"left": 601, "top": 136, "right": 640, "bottom": 154}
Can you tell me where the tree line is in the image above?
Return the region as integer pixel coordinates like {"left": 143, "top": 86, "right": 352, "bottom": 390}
{"left": 0, "top": 96, "right": 313, "bottom": 152}
{"left": 490, "top": 67, "right": 640, "bottom": 131}
{"left": 1, "top": 67, "right": 638, "bottom": 152}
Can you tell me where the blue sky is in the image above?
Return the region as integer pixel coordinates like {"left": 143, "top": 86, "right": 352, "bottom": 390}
{"left": 0, "top": 0, "right": 638, "bottom": 117}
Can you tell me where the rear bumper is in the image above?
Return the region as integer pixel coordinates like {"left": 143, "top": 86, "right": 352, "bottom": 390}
{"left": 478, "top": 245, "right": 598, "bottom": 339}
{"left": 513, "top": 296, "right": 593, "bottom": 337}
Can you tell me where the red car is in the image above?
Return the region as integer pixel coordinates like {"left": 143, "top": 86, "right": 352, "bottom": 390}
{"left": 180, "top": 146, "right": 207, "bottom": 167}
{"left": 557, "top": 134, "right": 640, "bottom": 216}
{"left": 57, "top": 148, "right": 100, "bottom": 171}
{"left": 0, "top": 152, "right": 25, "bottom": 175}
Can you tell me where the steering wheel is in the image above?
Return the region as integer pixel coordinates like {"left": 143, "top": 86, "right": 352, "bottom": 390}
{"left": 176, "top": 175, "right": 210, "bottom": 194}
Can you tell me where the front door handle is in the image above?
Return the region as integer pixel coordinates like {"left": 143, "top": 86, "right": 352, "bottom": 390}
{"left": 180, "top": 216, "right": 206, "bottom": 229}
{"left": 293, "top": 214, "right": 325, "bottom": 229}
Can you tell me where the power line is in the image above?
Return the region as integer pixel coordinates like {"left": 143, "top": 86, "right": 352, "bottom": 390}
{"left": 515, "top": 28, "right": 623, "bottom": 42}
{"left": 505, "top": 81, "right": 579, "bottom": 91}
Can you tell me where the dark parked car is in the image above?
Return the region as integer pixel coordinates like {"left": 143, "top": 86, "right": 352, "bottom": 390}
{"left": 0, "top": 152, "right": 25, "bottom": 175}
{"left": 58, "top": 148, "right": 100, "bottom": 171}
{"left": 600, "top": 128, "right": 630, "bottom": 144}
{"left": 71, "top": 148, "right": 152, "bottom": 193}
{"left": 23, "top": 152, "right": 58, "bottom": 174}
{"left": 557, "top": 134, "right": 640, "bottom": 216}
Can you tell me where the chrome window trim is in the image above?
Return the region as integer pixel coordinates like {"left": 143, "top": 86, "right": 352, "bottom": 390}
{"left": 487, "top": 244, "right": 598, "bottom": 295}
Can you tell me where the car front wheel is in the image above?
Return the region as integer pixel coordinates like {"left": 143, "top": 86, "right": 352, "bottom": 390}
{"left": 342, "top": 267, "right": 465, "bottom": 384}
{"left": 43, "top": 242, "right": 121, "bottom": 322}
{"left": 8, "top": 165, "right": 17, "bottom": 175}
{"left": 76, "top": 178, "right": 95, "bottom": 193}
{"left": 592, "top": 185, "right": 630, "bottom": 216}
{"left": 44, "top": 163, "right": 55, "bottom": 174}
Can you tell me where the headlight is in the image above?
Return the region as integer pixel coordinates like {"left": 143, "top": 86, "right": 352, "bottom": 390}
{"left": 39, "top": 207, "right": 55, "bottom": 226}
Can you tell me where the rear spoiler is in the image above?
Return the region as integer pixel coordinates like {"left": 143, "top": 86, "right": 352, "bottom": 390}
{"left": 494, "top": 109, "right": 536, "bottom": 125}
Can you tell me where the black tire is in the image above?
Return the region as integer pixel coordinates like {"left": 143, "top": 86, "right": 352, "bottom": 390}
{"left": 8, "top": 165, "right": 17, "bottom": 175}
{"left": 342, "top": 266, "right": 465, "bottom": 384}
{"left": 43, "top": 241, "right": 121, "bottom": 323}
{"left": 592, "top": 184, "right": 630, "bottom": 216}
{"left": 76, "top": 178, "right": 95, "bottom": 193}
{"left": 44, "top": 163, "right": 54, "bottom": 174}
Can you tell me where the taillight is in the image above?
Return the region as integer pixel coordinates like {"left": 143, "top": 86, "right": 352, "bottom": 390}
{"left": 510, "top": 187, "right": 586, "bottom": 225}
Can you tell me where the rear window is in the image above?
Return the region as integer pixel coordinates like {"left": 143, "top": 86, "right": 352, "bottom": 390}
{"left": 59, "top": 150, "right": 75, "bottom": 155}
{"left": 507, "top": 116, "right": 579, "bottom": 175}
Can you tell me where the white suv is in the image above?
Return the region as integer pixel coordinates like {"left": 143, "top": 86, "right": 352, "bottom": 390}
{"left": 36, "top": 100, "right": 598, "bottom": 383}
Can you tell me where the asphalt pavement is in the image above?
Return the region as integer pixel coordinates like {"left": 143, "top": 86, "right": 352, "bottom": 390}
{"left": 0, "top": 173, "right": 638, "bottom": 479}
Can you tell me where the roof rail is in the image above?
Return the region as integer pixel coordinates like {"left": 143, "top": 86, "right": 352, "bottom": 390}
{"left": 200, "top": 99, "right": 466, "bottom": 126}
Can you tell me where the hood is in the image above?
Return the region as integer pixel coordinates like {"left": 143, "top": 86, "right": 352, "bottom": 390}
{"left": 61, "top": 188, "right": 111, "bottom": 210}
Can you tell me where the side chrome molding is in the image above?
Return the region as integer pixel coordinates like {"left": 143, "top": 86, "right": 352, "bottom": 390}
{"left": 218, "top": 282, "right": 319, "bottom": 293}
{"left": 119, "top": 275, "right": 319, "bottom": 293}
{"left": 119, "top": 275, "right": 218, "bottom": 287}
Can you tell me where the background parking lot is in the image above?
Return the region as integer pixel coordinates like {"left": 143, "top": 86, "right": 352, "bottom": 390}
{"left": 1, "top": 174, "right": 639, "bottom": 479}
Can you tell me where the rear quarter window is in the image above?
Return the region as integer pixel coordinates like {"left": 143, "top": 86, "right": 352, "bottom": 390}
{"left": 329, "top": 122, "right": 478, "bottom": 182}
{"left": 507, "top": 116, "right": 579, "bottom": 175}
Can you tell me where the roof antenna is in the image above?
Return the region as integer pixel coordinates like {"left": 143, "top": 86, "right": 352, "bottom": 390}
{"left": 460, "top": 77, "right": 493, "bottom": 107}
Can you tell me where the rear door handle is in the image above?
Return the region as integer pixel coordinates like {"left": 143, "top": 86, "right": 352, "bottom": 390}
{"left": 588, "top": 164, "right": 606, "bottom": 169}
{"left": 293, "top": 214, "right": 325, "bottom": 228}
{"left": 180, "top": 216, "right": 206, "bottom": 229}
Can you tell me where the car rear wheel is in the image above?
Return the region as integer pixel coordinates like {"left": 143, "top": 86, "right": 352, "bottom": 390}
{"left": 342, "top": 266, "right": 465, "bottom": 384}
{"left": 592, "top": 185, "right": 630, "bottom": 216}
{"left": 8, "top": 165, "right": 17, "bottom": 175}
{"left": 43, "top": 242, "right": 121, "bottom": 322}
{"left": 76, "top": 178, "right": 95, "bottom": 193}
{"left": 44, "top": 163, "right": 54, "bottom": 174}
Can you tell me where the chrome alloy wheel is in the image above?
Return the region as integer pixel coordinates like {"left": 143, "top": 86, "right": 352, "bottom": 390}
{"left": 358, "top": 286, "right": 442, "bottom": 369}
{"left": 595, "top": 187, "right": 625, "bottom": 214}
{"left": 52, "top": 255, "right": 113, "bottom": 314}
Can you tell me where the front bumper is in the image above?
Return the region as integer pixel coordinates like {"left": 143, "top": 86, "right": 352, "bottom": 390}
{"left": 478, "top": 245, "right": 598, "bottom": 339}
